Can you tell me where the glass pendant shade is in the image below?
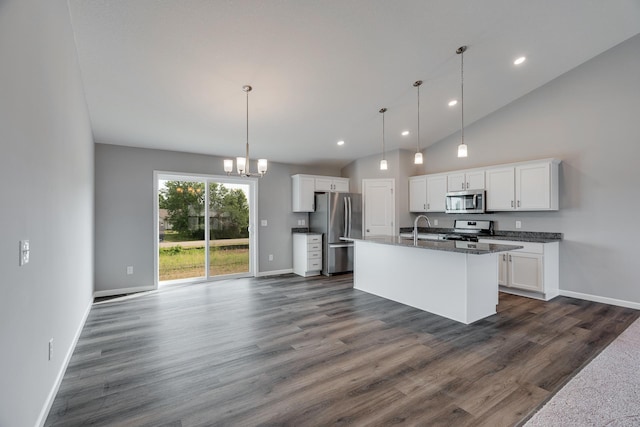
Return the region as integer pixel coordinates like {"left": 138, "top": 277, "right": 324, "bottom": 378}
{"left": 457, "top": 143, "right": 468, "bottom": 158}
{"left": 257, "top": 159, "right": 268, "bottom": 175}
{"left": 223, "top": 159, "right": 233, "bottom": 173}
{"left": 380, "top": 159, "right": 388, "bottom": 170}
{"left": 236, "top": 156, "right": 246, "bottom": 174}
{"left": 414, "top": 152, "right": 423, "bottom": 164}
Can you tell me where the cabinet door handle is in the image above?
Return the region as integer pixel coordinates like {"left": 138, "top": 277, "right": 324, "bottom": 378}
{"left": 466, "top": 182, "right": 469, "bottom": 189}
{"left": 423, "top": 203, "right": 426, "bottom": 210}
{"left": 511, "top": 200, "right": 514, "bottom": 208}
{"left": 517, "top": 200, "right": 521, "bottom": 208}
{"left": 509, "top": 255, "right": 512, "bottom": 262}
{"left": 461, "top": 183, "right": 464, "bottom": 190}
{"left": 427, "top": 203, "right": 430, "bottom": 210}
{"left": 503, "top": 254, "right": 506, "bottom": 261}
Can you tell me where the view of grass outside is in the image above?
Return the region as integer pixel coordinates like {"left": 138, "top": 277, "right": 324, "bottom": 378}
{"left": 159, "top": 243, "right": 249, "bottom": 281}
{"left": 158, "top": 180, "right": 250, "bottom": 282}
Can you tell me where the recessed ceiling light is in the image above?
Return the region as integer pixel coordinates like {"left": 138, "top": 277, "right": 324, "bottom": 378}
{"left": 401, "top": 130, "right": 410, "bottom": 136}
{"left": 514, "top": 56, "right": 526, "bottom": 65}
{"left": 337, "top": 140, "right": 345, "bottom": 146}
{"left": 448, "top": 100, "right": 458, "bottom": 107}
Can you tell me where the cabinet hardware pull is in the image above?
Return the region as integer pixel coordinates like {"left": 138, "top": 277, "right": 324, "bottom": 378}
{"left": 466, "top": 182, "right": 469, "bottom": 189}
{"left": 462, "top": 182, "right": 464, "bottom": 189}
{"left": 517, "top": 200, "right": 521, "bottom": 208}
{"left": 511, "top": 200, "right": 514, "bottom": 208}
{"left": 427, "top": 203, "right": 430, "bottom": 210}
{"left": 503, "top": 254, "right": 506, "bottom": 261}
{"left": 509, "top": 255, "right": 512, "bottom": 262}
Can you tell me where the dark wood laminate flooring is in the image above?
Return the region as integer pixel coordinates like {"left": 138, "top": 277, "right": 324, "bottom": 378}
{"left": 46, "top": 274, "right": 639, "bottom": 426}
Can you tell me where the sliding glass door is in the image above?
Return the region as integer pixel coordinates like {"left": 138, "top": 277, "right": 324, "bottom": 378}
{"left": 208, "top": 182, "right": 251, "bottom": 277}
{"left": 156, "top": 173, "right": 255, "bottom": 285}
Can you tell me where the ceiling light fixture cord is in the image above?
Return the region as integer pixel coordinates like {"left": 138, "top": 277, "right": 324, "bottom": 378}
{"left": 457, "top": 45, "right": 468, "bottom": 158}
{"left": 245, "top": 85, "right": 251, "bottom": 174}
{"left": 416, "top": 81, "right": 421, "bottom": 152}
{"left": 460, "top": 48, "right": 464, "bottom": 147}
{"left": 413, "top": 80, "right": 423, "bottom": 164}
{"left": 379, "top": 107, "right": 388, "bottom": 170}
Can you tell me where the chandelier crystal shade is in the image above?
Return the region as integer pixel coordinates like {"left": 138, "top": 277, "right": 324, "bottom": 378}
{"left": 223, "top": 85, "right": 268, "bottom": 177}
{"left": 457, "top": 46, "right": 468, "bottom": 158}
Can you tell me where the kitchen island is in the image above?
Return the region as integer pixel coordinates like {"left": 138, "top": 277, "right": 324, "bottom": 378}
{"left": 345, "top": 236, "right": 522, "bottom": 324}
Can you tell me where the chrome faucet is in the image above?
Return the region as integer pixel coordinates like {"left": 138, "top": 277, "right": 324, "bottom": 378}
{"left": 413, "top": 215, "right": 431, "bottom": 245}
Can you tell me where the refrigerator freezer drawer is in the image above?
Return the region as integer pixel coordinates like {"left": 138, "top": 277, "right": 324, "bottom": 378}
{"left": 324, "top": 245, "right": 353, "bottom": 275}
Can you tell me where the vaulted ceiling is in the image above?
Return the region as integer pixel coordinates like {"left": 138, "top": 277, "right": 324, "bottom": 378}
{"left": 68, "top": 0, "right": 640, "bottom": 167}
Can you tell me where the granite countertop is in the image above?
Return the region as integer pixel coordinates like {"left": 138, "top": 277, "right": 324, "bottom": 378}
{"left": 342, "top": 236, "right": 523, "bottom": 255}
{"left": 398, "top": 227, "right": 563, "bottom": 243}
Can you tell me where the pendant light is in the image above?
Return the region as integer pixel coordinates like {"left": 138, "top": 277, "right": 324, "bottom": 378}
{"left": 413, "top": 80, "right": 423, "bottom": 164}
{"left": 379, "top": 108, "right": 388, "bottom": 170}
{"left": 223, "top": 85, "right": 268, "bottom": 177}
{"left": 457, "top": 46, "right": 468, "bottom": 158}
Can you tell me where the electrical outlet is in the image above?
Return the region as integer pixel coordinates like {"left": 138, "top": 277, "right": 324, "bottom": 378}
{"left": 515, "top": 221, "right": 522, "bottom": 229}
{"left": 433, "top": 219, "right": 439, "bottom": 226}
{"left": 268, "top": 254, "right": 274, "bottom": 261}
{"left": 261, "top": 220, "right": 268, "bottom": 227}
{"left": 298, "top": 219, "right": 306, "bottom": 226}
{"left": 48, "top": 339, "right": 53, "bottom": 361}
{"left": 127, "top": 266, "right": 133, "bottom": 275}
{"left": 19, "top": 240, "right": 30, "bottom": 266}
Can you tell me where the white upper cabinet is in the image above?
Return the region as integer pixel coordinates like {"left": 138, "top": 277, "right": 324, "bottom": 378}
{"left": 409, "top": 176, "right": 427, "bottom": 212}
{"left": 426, "top": 174, "right": 447, "bottom": 212}
{"left": 486, "top": 160, "right": 559, "bottom": 211}
{"left": 447, "top": 170, "right": 485, "bottom": 192}
{"left": 486, "top": 167, "right": 516, "bottom": 210}
{"left": 291, "top": 174, "right": 350, "bottom": 212}
{"left": 516, "top": 162, "right": 554, "bottom": 210}
{"left": 315, "top": 177, "right": 349, "bottom": 192}
{"left": 292, "top": 175, "right": 316, "bottom": 212}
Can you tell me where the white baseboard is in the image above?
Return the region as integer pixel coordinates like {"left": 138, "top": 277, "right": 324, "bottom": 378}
{"left": 560, "top": 290, "right": 640, "bottom": 310}
{"left": 37, "top": 300, "right": 92, "bottom": 427}
{"left": 93, "top": 285, "right": 155, "bottom": 298}
{"left": 256, "top": 268, "right": 293, "bottom": 277}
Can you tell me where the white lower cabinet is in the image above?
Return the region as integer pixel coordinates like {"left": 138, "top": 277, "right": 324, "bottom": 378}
{"left": 480, "top": 239, "right": 559, "bottom": 301}
{"left": 293, "top": 233, "right": 323, "bottom": 277}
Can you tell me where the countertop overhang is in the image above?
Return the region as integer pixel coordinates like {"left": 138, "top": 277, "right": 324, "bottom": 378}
{"left": 342, "top": 236, "right": 523, "bottom": 255}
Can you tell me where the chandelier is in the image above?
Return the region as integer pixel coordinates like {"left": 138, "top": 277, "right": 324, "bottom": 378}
{"left": 223, "top": 85, "right": 268, "bottom": 177}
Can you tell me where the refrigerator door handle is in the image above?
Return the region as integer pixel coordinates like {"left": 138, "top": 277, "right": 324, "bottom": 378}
{"left": 329, "top": 243, "right": 353, "bottom": 248}
{"left": 343, "top": 196, "right": 349, "bottom": 238}
{"left": 347, "top": 196, "right": 352, "bottom": 238}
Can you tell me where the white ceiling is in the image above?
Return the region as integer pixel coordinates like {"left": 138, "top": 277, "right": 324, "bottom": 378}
{"left": 68, "top": 0, "right": 640, "bottom": 168}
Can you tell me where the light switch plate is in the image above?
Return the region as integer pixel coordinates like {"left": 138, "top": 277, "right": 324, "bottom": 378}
{"left": 261, "top": 220, "right": 268, "bottom": 227}
{"left": 515, "top": 221, "right": 522, "bottom": 229}
{"left": 434, "top": 219, "right": 439, "bottom": 226}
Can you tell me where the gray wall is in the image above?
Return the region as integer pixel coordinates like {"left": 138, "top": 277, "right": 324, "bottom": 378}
{"left": 342, "top": 149, "right": 420, "bottom": 233}
{"left": 413, "top": 34, "right": 640, "bottom": 304}
{"left": 94, "top": 144, "right": 339, "bottom": 293}
{"left": 0, "top": 1, "right": 95, "bottom": 426}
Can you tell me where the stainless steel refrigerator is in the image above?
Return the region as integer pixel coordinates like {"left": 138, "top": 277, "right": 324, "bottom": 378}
{"left": 309, "top": 192, "right": 362, "bottom": 276}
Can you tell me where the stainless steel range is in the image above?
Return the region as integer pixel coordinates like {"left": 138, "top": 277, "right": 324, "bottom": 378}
{"left": 442, "top": 219, "right": 494, "bottom": 242}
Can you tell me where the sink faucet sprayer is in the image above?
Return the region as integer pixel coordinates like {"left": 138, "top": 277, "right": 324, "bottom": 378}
{"left": 413, "top": 215, "right": 431, "bottom": 245}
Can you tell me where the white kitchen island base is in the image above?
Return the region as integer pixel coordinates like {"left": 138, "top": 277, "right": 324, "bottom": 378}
{"left": 353, "top": 239, "right": 500, "bottom": 324}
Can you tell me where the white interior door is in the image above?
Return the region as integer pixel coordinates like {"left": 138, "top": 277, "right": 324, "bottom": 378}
{"left": 363, "top": 179, "right": 395, "bottom": 237}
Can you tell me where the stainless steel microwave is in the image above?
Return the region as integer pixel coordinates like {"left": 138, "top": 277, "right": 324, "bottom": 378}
{"left": 445, "top": 190, "right": 486, "bottom": 214}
